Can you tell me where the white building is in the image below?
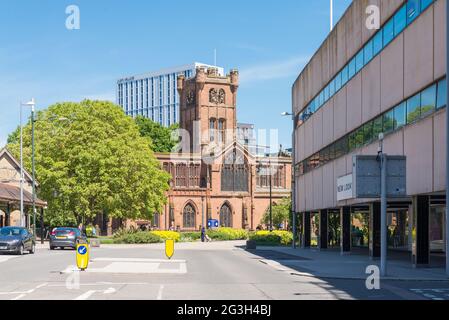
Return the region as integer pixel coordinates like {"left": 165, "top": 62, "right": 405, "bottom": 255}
{"left": 116, "top": 63, "right": 224, "bottom": 127}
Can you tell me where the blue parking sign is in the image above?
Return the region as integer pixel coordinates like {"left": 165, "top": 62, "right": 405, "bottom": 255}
{"left": 208, "top": 219, "right": 219, "bottom": 229}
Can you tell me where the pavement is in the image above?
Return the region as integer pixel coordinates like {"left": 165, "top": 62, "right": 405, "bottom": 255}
{"left": 253, "top": 246, "right": 449, "bottom": 281}
{"left": 0, "top": 240, "right": 448, "bottom": 300}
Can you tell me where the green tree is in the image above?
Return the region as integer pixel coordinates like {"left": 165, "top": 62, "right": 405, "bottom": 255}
{"left": 7, "top": 100, "right": 170, "bottom": 227}
{"left": 262, "top": 197, "right": 291, "bottom": 230}
{"left": 134, "top": 116, "right": 179, "bottom": 153}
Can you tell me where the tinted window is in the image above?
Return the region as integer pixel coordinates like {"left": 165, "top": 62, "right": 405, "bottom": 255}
{"left": 363, "top": 121, "right": 374, "bottom": 144}
{"left": 420, "top": 84, "right": 436, "bottom": 117}
{"left": 341, "top": 66, "right": 349, "bottom": 86}
{"left": 373, "top": 116, "right": 383, "bottom": 140}
{"left": 383, "top": 19, "right": 394, "bottom": 46}
{"left": 373, "top": 31, "right": 383, "bottom": 56}
{"left": 383, "top": 110, "right": 395, "bottom": 133}
{"left": 335, "top": 72, "right": 342, "bottom": 92}
{"left": 329, "top": 79, "right": 335, "bottom": 96}
{"left": 421, "top": 0, "right": 433, "bottom": 10}
{"left": 364, "top": 39, "right": 373, "bottom": 64}
{"left": 355, "top": 51, "right": 364, "bottom": 73}
{"left": 407, "top": 93, "right": 421, "bottom": 123}
{"left": 348, "top": 58, "right": 356, "bottom": 79}
{"left": 394, "top": 5, "right": 407, "bottom": 36}
{"left": 437, "top": 78, "right": 447, "bottom": 109}
{"left": 324, "top": 85, "right": 330, "bottom": 102}
{"left": 407, "top": 0, "right": 421, "bottom": 25}
{"left": 394, "top": 102, "right": 407, "bottom": 128}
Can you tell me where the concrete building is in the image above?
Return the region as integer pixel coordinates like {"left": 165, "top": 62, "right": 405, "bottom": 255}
{"left": 116, "top": 63, "right": 224, "bottom": 127}
{"left": 128, "top": 67, "right": 292, "bottom": 231}
{"left": 292, "top": 0, "right": 446, "bottom": 267}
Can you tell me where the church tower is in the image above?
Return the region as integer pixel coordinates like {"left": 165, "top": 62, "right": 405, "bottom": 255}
{"left": 177, "top": 67, "right": 239, "bottom": 154}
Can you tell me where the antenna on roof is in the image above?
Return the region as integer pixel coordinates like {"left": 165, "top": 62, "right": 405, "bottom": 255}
{"left": 330, "top": 0, "right": 334, "bottom": 31}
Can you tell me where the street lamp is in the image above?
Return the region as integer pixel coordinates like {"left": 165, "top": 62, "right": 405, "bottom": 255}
{"left": 282, "top": 111, "right": 296, "bottom": 248}
{"left": 20, "top": 98, "right": 35, "bottom": 229}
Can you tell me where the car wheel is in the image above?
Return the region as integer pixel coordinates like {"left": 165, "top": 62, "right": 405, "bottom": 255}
{"left": 17, "top": 245, "right": 24, "bottom": 256}
{"left": 50, "top": 246, "right": 55, "bottom": 250}
{"left": 29, "top": 244, "right": 35, "bottom": 254}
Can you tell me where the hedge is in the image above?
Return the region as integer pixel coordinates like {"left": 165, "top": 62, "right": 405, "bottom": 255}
{"left": 113, "top": 231, "right": 162, "bottom": 244}
{"left": 206, "top": 227, "right": 248, "bottom": 241}
{"left": 150, "top": 231, "right": 181, "bottom": 242}
{"left": 249, "top": 231, "right": 293, "bottom": 246}
{"left": 180, "top": 232, "right": 201, "bottom": 242}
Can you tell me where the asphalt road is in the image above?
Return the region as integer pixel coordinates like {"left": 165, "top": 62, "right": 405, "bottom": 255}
{"left": 0, "top": 241, "right": 448, "bottom": 300}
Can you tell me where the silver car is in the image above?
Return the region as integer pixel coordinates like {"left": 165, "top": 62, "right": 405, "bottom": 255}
{"left": 0, "top": 227, "right": 35, "bottom": 255}
{"left": 49, "top": 227, "right": 87, "bottom": 250}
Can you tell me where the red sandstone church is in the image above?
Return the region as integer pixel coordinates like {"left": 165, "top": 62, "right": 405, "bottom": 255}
{"left": 131, "top": 67, "right": 292, "bottom": 231}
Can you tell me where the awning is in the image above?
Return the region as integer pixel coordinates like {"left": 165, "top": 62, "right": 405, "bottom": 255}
{"left": 0, "top": 183, "right": 47, "bottom": 207}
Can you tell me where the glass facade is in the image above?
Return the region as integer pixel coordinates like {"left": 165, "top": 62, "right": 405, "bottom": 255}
{"left": 297, "top": 78, "right": 447, "bottom": 176}
{"left": 296, "top": 0, "right": 435, "bottom": 127}
{"left": 117, "top": 64, "right": 223, "bottom": 127}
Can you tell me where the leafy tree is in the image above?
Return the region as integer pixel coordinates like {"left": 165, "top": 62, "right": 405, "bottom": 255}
{"left": 134, "top": 116, "right": 179, "bottom": 153}
{"left": 7, "top": 100, "right": 170, "bottom": 227}
{"left": 262, "top": 197, "right": 291, "bottom": 230}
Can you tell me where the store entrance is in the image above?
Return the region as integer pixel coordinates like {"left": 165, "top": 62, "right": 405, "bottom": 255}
{"left": 430, "top": 206, "right": 446, "bottom": 267}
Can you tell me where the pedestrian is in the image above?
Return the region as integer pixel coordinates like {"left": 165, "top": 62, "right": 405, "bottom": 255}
{"left": 201, "top": 226, "right": 206, "bottom": 242}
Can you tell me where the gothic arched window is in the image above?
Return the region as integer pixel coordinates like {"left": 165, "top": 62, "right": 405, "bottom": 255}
{"left": 221, "top": 149, "right": 249, "bottom": 192}
{"left": 220, "top": 203, "right": 233, "bottom": 228}
{"left": 183, "top": 203, "right": 196, "bottom": 229}
{"left": 209, "top": 88, "right": 218, "bottom": 104}
{"left": 218, "top": 89, "right": 226, "bottom": 104}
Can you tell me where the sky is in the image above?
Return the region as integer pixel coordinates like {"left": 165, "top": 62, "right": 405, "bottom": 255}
{"left": 0, "top": 0, "right": 352, "bottom": 150}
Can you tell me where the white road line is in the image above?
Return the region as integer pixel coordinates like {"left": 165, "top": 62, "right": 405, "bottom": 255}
{"left": 73, "top": 288, "right": 116, "bottom": 300}
{"left": 157, "top": 285, "right": 164, "bottom": 300}
{"left": 9, "top": 283, "right": 48, "bottom": 300}
{"left": 92, "top": 258, "right": 186, "bottom": 263}
{"left": 74, "top": 290, "right": 97, "bottom": 300}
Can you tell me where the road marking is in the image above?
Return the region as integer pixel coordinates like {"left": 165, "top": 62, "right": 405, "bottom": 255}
{"left": 61, "top": 258, "right": 188, "bottom": 275}
{"left": 74, "top": 287, "right": 116, "bottom": 300}
{"left": 410, "top": 288, "right": 449, "bottom": 301}
{"left": 157, "top": 285, "right": 164, "bottom": 300}
{"left": 47, "top": 282, "right": 149, "bottom": 287}
{"left": 9, "top": 283, "right": 48, "bottom": 300}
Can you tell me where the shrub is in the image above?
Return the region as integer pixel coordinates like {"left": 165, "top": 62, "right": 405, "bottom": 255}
{"left": 113, "top": 231, "right": 162, "bottom": 244}
{"left": 249, "top": 230, "right": 293, "bottom": 246}
{"left": 206, "top": 228, "right": 248, "bottom": 241}
{"left": 112, "top": 227, "right": 139, "bottom": 239}
{"left": 150, "top": 231, "right": 181, "bottom": 242}
{"left": 180, "top": 232, "right": 201, "bottom": 242}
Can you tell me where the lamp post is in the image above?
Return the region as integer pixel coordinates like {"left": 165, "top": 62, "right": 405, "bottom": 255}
{"left": 282, "top": 111, "right": 296, "bottom": 248}
{"left": 269, "top": 158, "right": 273, "bottom": 232}
{"left": 20, "top": 98, "right": 35, "bottom": 228}
{"left": 446, "top": 0, "right": 449, "bottom": 276}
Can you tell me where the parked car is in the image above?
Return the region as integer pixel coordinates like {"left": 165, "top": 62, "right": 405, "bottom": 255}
{"left": 0, "top": 227, "right": 35, "bottom": 255}
{"left": 49, "top": 227, "right": 87, "bottom": 250}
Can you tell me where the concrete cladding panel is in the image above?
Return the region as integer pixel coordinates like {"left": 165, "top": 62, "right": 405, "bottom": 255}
{"left": 322, "top": 99, "right": 335, "bottom": 147}
{"left": 297, "top": 124, "right": 305, "bottom": 162}
{"left": 345, "top": 1, "right": 363, "bottom": 60}
{"left": 305, "top": 172, "right": 314, "bottom": 211}
{"left": 404, "top": 117, "right": 434, "bottom": 195}
{"left": 313, "top": 167, "right": 323, "bottom": 210}
{"left": 313, "top": 108, "right": 324, "bottom": 154}
{"left": 322, "top": 162, "right": 335, "bottom": 208}
{"left": 333, "top": 87, "right": 348, "bottom": 140}
{"left": 361, "top": 0, "right": 381, "bottom": 43}
{"left": 433, "top": 110, "right": 447, "bottom": 191}
{"left": 381, "top": 34, "right": 404, "bottom": 112}
{"left": 380, "top": 0, "right": 406, "bottom": 25}
{"left": 336, "top": 16, "right": 347, "bottom": 73}
{"left": 382, "top": 130, "right": 405, "bottom": 155}
{"left": 304, "top": 117, "right": 314, "bottom": 159}
{"left": 434, "top": 0, "right": 447, "bottom": 80}
{"left": 404, "top": 5, "right": 434, "bottom": 98}
{"left": 346, "top": 73, "right": 363, "bottom": 132}
{"left": 362, "top": 55, "right": 381, "bottom": 123}
{"left": 297, "top": 175, "right": 306, "bottom": 212}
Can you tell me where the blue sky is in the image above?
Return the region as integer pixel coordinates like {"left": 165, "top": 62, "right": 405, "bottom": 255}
{"left": 0, "top": 0, "right": 352, "bottom": 150}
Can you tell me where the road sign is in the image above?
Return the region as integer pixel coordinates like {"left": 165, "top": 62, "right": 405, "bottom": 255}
{"left": 208, "top": 219, "right": 219, "bottom": 229}
{"left": 165, "top": 239, "right": 174, "bottom": 260}
{"left": 76, "top": 243, "right": 89, "bottom": 271}
{"left": 352, "top": 155, "right": 406, "bottom": 198}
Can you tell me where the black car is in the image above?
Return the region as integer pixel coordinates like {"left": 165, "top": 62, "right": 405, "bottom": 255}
{"left": 0, "top": 227, "right": 35, "bottom": 255}
{"left": 49, "top": 227, "right": 87, "bottom": 250}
